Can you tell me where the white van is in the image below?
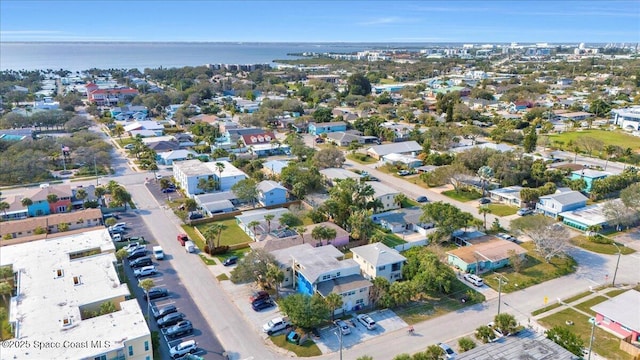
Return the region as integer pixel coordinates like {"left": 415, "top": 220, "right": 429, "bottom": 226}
{"left": 153, "top": 246, "right": 164, "bottom": 260}
{"left": 184, "top": 241, "right": 196, "bottom": 253}
{"left": 463, "top": 273, "right": 484, "bottom": 287}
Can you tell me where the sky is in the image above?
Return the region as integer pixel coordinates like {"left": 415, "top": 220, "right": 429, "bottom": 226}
{"left": 1, "top": 1, "right": 639, "bottom": 43}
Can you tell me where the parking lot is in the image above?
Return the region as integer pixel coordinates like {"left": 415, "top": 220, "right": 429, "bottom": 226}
{"left": 112, "top": 209, "right": 224, "bottom": 359}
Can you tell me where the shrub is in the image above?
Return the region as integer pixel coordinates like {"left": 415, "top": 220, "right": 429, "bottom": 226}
{"left": 475, "top": 325, "right": 496, "bottom": 343}
{"left": 203, "top": 245, "right": 210, "bottom": 254}
{"left": 209, "top": 245, "right": 230, "bottom": 255}
{"left": 458, "top": 337, "right": 476, "bottom": 352}
{"left": 590, "top": 235, "right": 613, "bottom": 244}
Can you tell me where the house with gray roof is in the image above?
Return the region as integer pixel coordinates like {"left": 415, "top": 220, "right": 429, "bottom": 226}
{"left": 366, "top": 141, "right": 422, "bottom": 159}
{"left": 489, "top": 185, "right": 524, "bottom": 207}
{"left": 271, "top": 244, "right": 372, "bottom": 313}
{"left": 256, "top": 180, "right": 287, "bottom": 206}
{"left": 536, "top": 190, "right": 588, "bottom": 218}
{"left": 319, "top": 168, "right": 361, "bottom": 186}
{"left": 592, "top": 290, "right": 640, "bottom": 342}
{"left": 351, "top": 243, "right": 406, "bottom": 283}
{"left": 366, "top": 181, "right": 401, "bottom": 213}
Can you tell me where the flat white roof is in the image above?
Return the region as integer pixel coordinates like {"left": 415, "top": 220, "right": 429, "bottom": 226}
{"left": 0, "top": 229, "right": 149, "bottom": 359}
{"left": 560, "top": 199, "right": 619, "bottom": 227}
{"left": 174, "top": 159, "right": 246, "bottom": 178}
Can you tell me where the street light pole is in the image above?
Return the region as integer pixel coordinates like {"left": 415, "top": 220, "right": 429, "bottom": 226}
{"left": 495, "top": 275, "right": 508, "bottom": 316}
{"left": 588, "top": 317, "right": 599, "bottom": 360}
{"left": 334, "top": 328, "right": 343, "bottom": 360}
{"left": 611, "top": 242, "right": 622, "bottom": 287}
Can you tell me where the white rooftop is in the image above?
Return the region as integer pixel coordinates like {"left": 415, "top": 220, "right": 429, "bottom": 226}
{"left": 591, "top": 290, "right": 640, "bottom": 332}
{"left": 560, "top": 199, "right": 620, "bottom": 227}
{"left": 366, "top": 181, "right": 400, "bottom": 198}
{"left": 174, "top": 159, "right": 246, "bottom": 178}
{"left": 0, "top": 229, "right": 149, "bottom": 359}
{"left": 351, "top": 243, "right": 406, "bottom": 267}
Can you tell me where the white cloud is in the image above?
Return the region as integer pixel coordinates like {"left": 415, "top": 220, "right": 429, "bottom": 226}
{"left": 358, "top": 17, "right": 417, "bottom": 26}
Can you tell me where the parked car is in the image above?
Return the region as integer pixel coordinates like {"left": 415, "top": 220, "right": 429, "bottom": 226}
{"left": 124, "top": 242, "right": 142, "bottom": 253}
{"left": 314, "top": 137, "right": 324, "bottom": 143}
{"left": 155, "top": 173, "right": 164, "bottom": 180}
{"left": 143, "top": 287, "right": 169, "bottom": 300}
{"left": 184, "top": 241, "right": 196, "bottom": 253}
{"left": 357, "top": 314, "right": 377, "bottom": 330}
{"left": 124, "top": 235, "right": 145, "bottom": 243}
{"left": 163, "top": 320, "right": 193, "bottom": 339}
{"left": 334, "top": 319, "right": 351, "bottom": 335}
{"left": 103, "top": 213, "right": 121, "bottom": 221}
{"left": 112, "top": 233, "right": 123, "bottom": 242}
{"left": 130, "top": 256, "right": 153, "bottom": 268}
{"left": 169, "top": 339, "right": 197, "bottom": 358}
{"left": 479, "top": 198, "right": 491, "bottom": 204}
{"left": 463, "top": 273, "right": 484, "bottom": 287}
{"left": 250, "top": 291, "right": 270, "bottom": 303}
{"left": 161, "top": 187, "right": 176, "bottom": 193}
{"left": 188, "top": 212, "right": 203, "bottom": 220}
{"left": 497, "top": 233, "right": 517, "bottom": 242}
{"left": 517, "top": 208, "right": 534, "bottom": 216}
{"left": 134, "top": 265, "right": 156, "bottom": 278}
{"left": 397, "top": 170, "right": 411, "bottom": 176}
{"left": 251, "top": 298, "right": 275, "bottom": 312}
{"left": 158, "top": 312, "right": 186, "bottom": 328}
{"left": 438, "top": 342, "right": 457, "bottom": 359}
{"left": 153, "top": 246, "right": 165, "bottom": 260}
{"left": 124, "top": 144, "right": 135, "bottom": 150}
{"left": 127, "top": 248, "right": 147, "bottom": 260}
{"left": 487, "top": 321, "right": 507, "bottom": 338}
{"left": 286, "top": 330, "right": 301, "bottom": 345}
{"left": 263, "top": 317, "right": 291, "bottom": 335}
{"left": 177, "top": 234, "right": 188, "bottom": 246}
{"left": 152, "top": 304, "right": 177, "bottom": 319}
{"left": 222, "top": 256, "right": 238, "bottom": 266}
{"left": 416, "top": 196, "right": 428, "bottom": 203}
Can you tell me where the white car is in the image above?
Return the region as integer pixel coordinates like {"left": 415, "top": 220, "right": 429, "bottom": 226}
{"left": 156, "top": 173, "right": 163, "bottom": 180}
{"left": 356, "top": 314, "right": 376, "bottom": 330}
{"left": 334, "top": 319, "right": 351, "bottom": 335}
{"left": 134, "top": 265, "right": 156, "bottom": 278}
{"left": 487, "top": 321, "right": 506, "bottom": 338}
{"left": 438, "top": 342, "right": 457, "bottom": 359}
{"left": 124, "top": 242, "right": 142, "bottom": 253}
{"left": 169, "top": 339, "right": 197, "bottom": 358}
{"left": 262, "top": 317, "right": 291, "bottom": 335}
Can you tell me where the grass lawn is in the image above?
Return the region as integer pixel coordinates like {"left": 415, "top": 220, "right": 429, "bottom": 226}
{"left": 442, "top": 189, "right": 482, "bottom": 202}
{"left": 539, "top": 308, "right": 632, "bottom": 360}
{"left": 396, "top": 279, "right": 485, "bottom": 324}
{"left": 549, "top": 129, "right": 640, "bottom": 152}
{"left": 401, "top": 198, "right": 419, "bottom": 208}
{"left": 214, "top": 247, "right": 250, "bottom": 263}
{"left": 570, "top": 236, "right": 636, "bottom": 255}
{"left": 379, "top": 78, "right": 396, "bottom": 84}
{"left": 605, "top": 289, "right": 628, "bottom": 297}
{"left": 346, "top": 153, "right": 378, "bottom": 164}
{"left": 574, "top": 296, "right": 608, "bottom": 316}
{"left": 481, "top": 242, "right": 577, "bottom": 293}
{"left": 116, "top": 137, "right": 135, "bottom": 146}
{"left": 485, "top": 204, "right": 518, "bottom": 216}
{"left": 198, "top": 254, "right": 217, "bottom": 265}
{"left": 270, "top": 335, "right": 322, "bottom": 357}
{"left": 563, "top": 291, "right": 593, "bottom": 304}
{"left": 375, "top": 230, "right": 406, "bottom": 248}
{"left": 216, "top": 273, "right": 230, "bottom": 281}
{"left": 194, "top": 219, "right": 252, "bottom": 246}
{"left": 531, "top": 302, "right": 563, "bottom": 316}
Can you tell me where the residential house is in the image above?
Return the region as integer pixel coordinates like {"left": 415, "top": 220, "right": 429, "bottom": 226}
{"left": 262, "top": 160, "right": 289, "bottom": 177}
{"left": 158, "top": 149, "right": 197, "bottom": 165}
{"left": 320, "top": 168, "right": 361, "bottom": 186}
{"left": 173, "top": 159, "right": 247, "bottom": 197}
{"left": 236, "top": 208, "right": 291, "bottom": 240}
{"left": 450, "top": 141, "right": 514, "bottom": 154}
{"left": 570, "top": 169, "right": 611, "bottom": 192}
{"left": 123, "top": 121, "right": 164, "bottom": 137}
{"left": 241, "top": 131, "right": 289, "bottom": 156}
{"left": 489, "top": 186, "right": 524, "bottom": 207}
{"left": 147, "top": 140, "right": 181, "bottom": 153}
{"left": 556, "top": 111, "right": 593, "bottom": 123}
{"left": 326, "top": 131, "right": 365, "bottom": 147}
{"left": 536, "top": 190, "right": 588, "bottom": 218}
{"left": 366, "top": 141, "right": 422, "bottom": 159}
{"left": 194, "top": 191, "right": 238, "bottom": 215}
{"left": 71, "top": 185, "right": 99, "bottom": 209}
{"left": 382, "top": 153, "right": 423, "bottom": 169}
{"left": 0, "top": 228, "right": 152, "bottom": 360}
{"left": 366, "top": 181, "right": 401, "bottom": 213}
{"left": 300, "top": 222, "right": 350, "bottom": 247}
{"left": 256, "top": 180, "right": 288, "bottom": 206}
{"left": 373, "top": 207, "right": 435, "bottom": 236}
{"left": 271, "top": 244, "right": 372, "bottom": 312}
{"left": 612, "top": 106, "right": 640, "bottom": 131}
{"left": 0, "top": 208, "right": 103, "bottom": 240}
{"left": 447, "top": 237, "right": 527, "bottom": 274}
{"left": 86, "top": 84, "right": 138, "bottom": 106}
{"left": 591, "top": 290, "right": 640, "bottom": 342}
{"left": 23, "top": 184, "right": 73, "bottom": 216}
{"left": 560, "top": 199, "right": 621, "bottom": 231}
{"left": 110, "top": 106, "right": 148, "bottom": 120}
{"left": 0, "top": 194, "right": 28, "bottom": 221}
{"left": 509, "top": 101, "right": 533, "bottom": 113}
{"left": 351, "top": 243, "right": 406, "bottom": 283}
{"left": 308, "top": 121, "right": 347, "bottom": 136}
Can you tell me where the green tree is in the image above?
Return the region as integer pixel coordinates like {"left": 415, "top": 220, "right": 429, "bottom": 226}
{"left": 265, "top": 264, "right": 285, "bottom": 299}
{"left": 95, "top": 187, "right": 107, "bottom": 206}
{"left": 263, "top": 214, "right": 275, "bottom": 234}
{"left": 279, "top": 213, "right": 302, "bottom": 228}
{"left": 546, "top": 326, "right": 585, "bottom": 356}
{"left": 494, "top": 313, "right": 518, "bottom": 336}
{"left": 232, "top": 178, "right": 258, "bottom": 207}
{"left": 422, "top": 345, "right": 445, "bottom": 360}
{"left": 621, "top": 182, "right": 640, "bottom": 211}
{"left": 20, "top": 197, "right": 33, "bottom": 208}
{"left": 46, "top": 194, "right": 59, "bottom": 205}
{"left": 475, "top": 325, "right": 497, "bottom": 343}
{"left": 184, "top": 198, "right": 198, "bottom": 212}
{"left": 138, "top": 278, "right": 155, "bottom": 320}
{"left": 247, "top": 220, "right": 260, "bottom": 241}
{"left": 394, "top": 194, "right": 408, "bottom": 208}
{"left": 313, "top": 148, "right": 345, "bottom": 169}
{"left": 348, "top": 209, "right": 375, "bottom": 243}
{"left": 277, "top": 293, "right": 330, "bottom": 330}
{"left": 402, "top": 247, "right": 456, "bottom": 294}
{"left": 325, "top": 292, "right": 343, "bottom": 321}
{"left": 113, "top": 124, "right": 125, "bottom": 142}
{"left": 421, "top": 202, "right": 474, "bottom": 243}
{"left": 393, "top": 355, "right": 412, "bottom": 360}
{"left": 311, "top": 225, "right": 337, "bottom": 245}
{"left": 312, "top": 107, "right": 333, "bottom": 123}
{"left": 116, "top": 248, "right": 128, "bottom": 265}
{"left": 75, "top": 189, "right": 88, "bottom": 209}
{"left": 0, "top": 281, "right": 12, "bottom": 304}
{"left": 0, "top": 202, "right": 9, "bottom": 217}
{"left": 347, "top": 73, "right": 372, "bottom": 96}
{"left": 458, "top": 337, "right": 476, "bottom": 352}
{"left": 204, "top": 223, "right": 227, "bottom": 249}
{"left": 104, "top": 217, "right": 117, "bottom": 227}
{"left": 230, "top": 249, "right": 278, "bottom": 285}
{"left": 197, "top": 177, "right": 217, "bottom": 193}
{"left": 357, "top": 356, "right": 374, "bottom": 360}
{"left": 522, "top": 126, "right": 537, "bottom": 153}
{"left": 98, "top": 301, "right": 117, "bottom": 316}
{"left": 478, "top": 206, "right": 492, "bottom": 230}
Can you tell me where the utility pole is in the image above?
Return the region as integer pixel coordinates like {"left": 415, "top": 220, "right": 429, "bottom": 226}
{"left": 334, "top": 328, "right": 343, "bottom": 360}
{"left": 611, "top": 242, "right": 622, "bottom": 287}
{"left": 495, "top": 274, "right": 508, "bottom": 316}
{"left": 93, "top": 155, "right": 99, "bottom": 186}
{"left": 588, "top": 317, "right": 599, "bottom": 360}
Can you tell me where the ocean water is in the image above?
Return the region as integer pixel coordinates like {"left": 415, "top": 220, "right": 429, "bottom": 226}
{"left": 0, "top": 42, "right": 433, "bottom": 72}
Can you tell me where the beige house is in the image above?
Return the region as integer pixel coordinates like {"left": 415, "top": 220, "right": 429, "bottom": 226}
{"left": 351, "top": 243, "right": 406, "bottom": 283}
{"left": 0, "top": 208, "right": 103, "bottom": 240}
{"left": 366, "top": 181, "right": 401, "bottom": 213}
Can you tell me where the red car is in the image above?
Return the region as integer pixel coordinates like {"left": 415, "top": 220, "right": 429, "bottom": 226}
{"left": 177, "top": 234, "right": 188, "bottom": 246}
{"left": 250, "top": 291, "right": 270, "bottom": 303}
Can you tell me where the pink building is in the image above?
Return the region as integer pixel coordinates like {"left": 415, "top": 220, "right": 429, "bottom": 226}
{"left": 592, "top": 290, "right": 640, "bottom": 342}
{"left": 302, "top": 222, "right": 350, "bottom": 247}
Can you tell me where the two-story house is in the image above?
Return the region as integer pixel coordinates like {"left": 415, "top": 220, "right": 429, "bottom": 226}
{"left": 256, "top": 180, "right": 287, "bottom": 206}
{"left": 271, "top": 244, "right": 372, "bottom": 313}
{"left": 24, "top": 184, "right": 73, "bottom": 216}
{"left": 366, "top": 181, "right": 401, "bottom": 213}
{"left": 308, "top": 121, "right": 347, "bottom": 136}
{"left": 173, "top": 160, "right": 247, "bottom": 197}
{"left": 570, "top": 169, "right": 611, "bottom": 193}
{"left": 536, "top": 190, "right": 588, "bottom": 218}
{"left": 351, "top": 243, "right": 406, "bottom": 283}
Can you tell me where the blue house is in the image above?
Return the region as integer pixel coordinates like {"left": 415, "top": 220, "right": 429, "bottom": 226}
{"left": 257, "top": 180, "right": 287, "bottom": 206}
{"left": 536, "top": 190, "right": 588, "bottom": 218}
{"left": 570, "top": 169, "right": 611, "bottom": 192}
{"left": 308, "top": 121, "right": 347, "bottom": 136}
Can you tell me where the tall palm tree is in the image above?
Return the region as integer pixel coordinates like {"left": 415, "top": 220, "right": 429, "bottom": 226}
{"left": 138, "top": 279, "right": 155, "bottom": 320}
{"left": 94, "top": 187, "right": 106, "bottom": 207}
{"left": 247, "top": 220, "right": 260, "bottom": 241}
{"left": 325, "top": 292, "right": 343, "bottom": 321}
{"left": 206, "top": 223, "right": 227, "bottom": 248}
{"left": 265, "top": 264, "right": 284, "bottom": 299}
{"left": 603, "top": 145, "right": 619, "bottom": 171}
{"left": 295, "top": 226, "right": 307, "bottom": 244}
{"left": 0, "top": 201, "right": 9, "bottom": 218}
{"left": 263, "top": 214, "right": 275, "bottom": 234}
{"left": 394, "top": 194, "right": 407, "bottom": 208}
{"left": 311, "top": 225, "right": 337, "bottom": 245}
{"left": 113, "top": 124, "right": 125, "bottom": 143}
{"left": 75, "top": 189, "right": 88, "bottom": 209}
{"left": 477, "top": 166, "right": 494, "bottom": 198}
{"left": 478, "top": 206, "right": 492, "bottom": 230}
{"left": 215, "top": 162, "right": 225, "bottom": 190}
{"left": 21, "top": 197, "right": 33, "bottom": 212}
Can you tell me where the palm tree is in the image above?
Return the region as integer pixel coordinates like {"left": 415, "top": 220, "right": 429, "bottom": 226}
{"left": 113, "top": 124, "right": 125, "bottom": 143}
{"left": 248, "top": 220, "right": 260, "bottom": 241}
{"left": 265, "top": 264, "right": 284, "bottom": 299}
{"left": 0, "top": 281, "right": 12, "bottom": 304}
{"left": 75, "top": 189, "right": 88, "bottom": 209}
{"left": 94, "top": 187, "right": 106, "bottom": 207}
{"left": 264, "top": 214, "right": 275, "bottom": 234}
{"left": 325, "top": 292, "right": 343, "bottom": 321}
{"left": 603, "top": 145, "right": 619, "bottom": 171}
{"left": 209, "top": 223, "right": 227, "bottom": 248}
{"left": 295, "top": 226, "right": 307, "bottom": 244}
{"left": 311, "top": 225, "right": 337, "bottom": 245}
{"left": 394, "top": 194, "right": 407, "bottom": 208}
{"left": 477, "top": 166, "right": 494, "bottom": 198}
{"left": 215, "top": 162, "right": 225, "bottom": 190}
{"left": 0, "top": 201, "right": 10, "bottom": 218}
{"left": 478, "top": 206, "right": 492, "bottom": 230}
{"left": 138, "top": 278, "right": 155, "bottom": 320}
{"left": 20, "top": 197, "right": 32, "bottom": 209}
